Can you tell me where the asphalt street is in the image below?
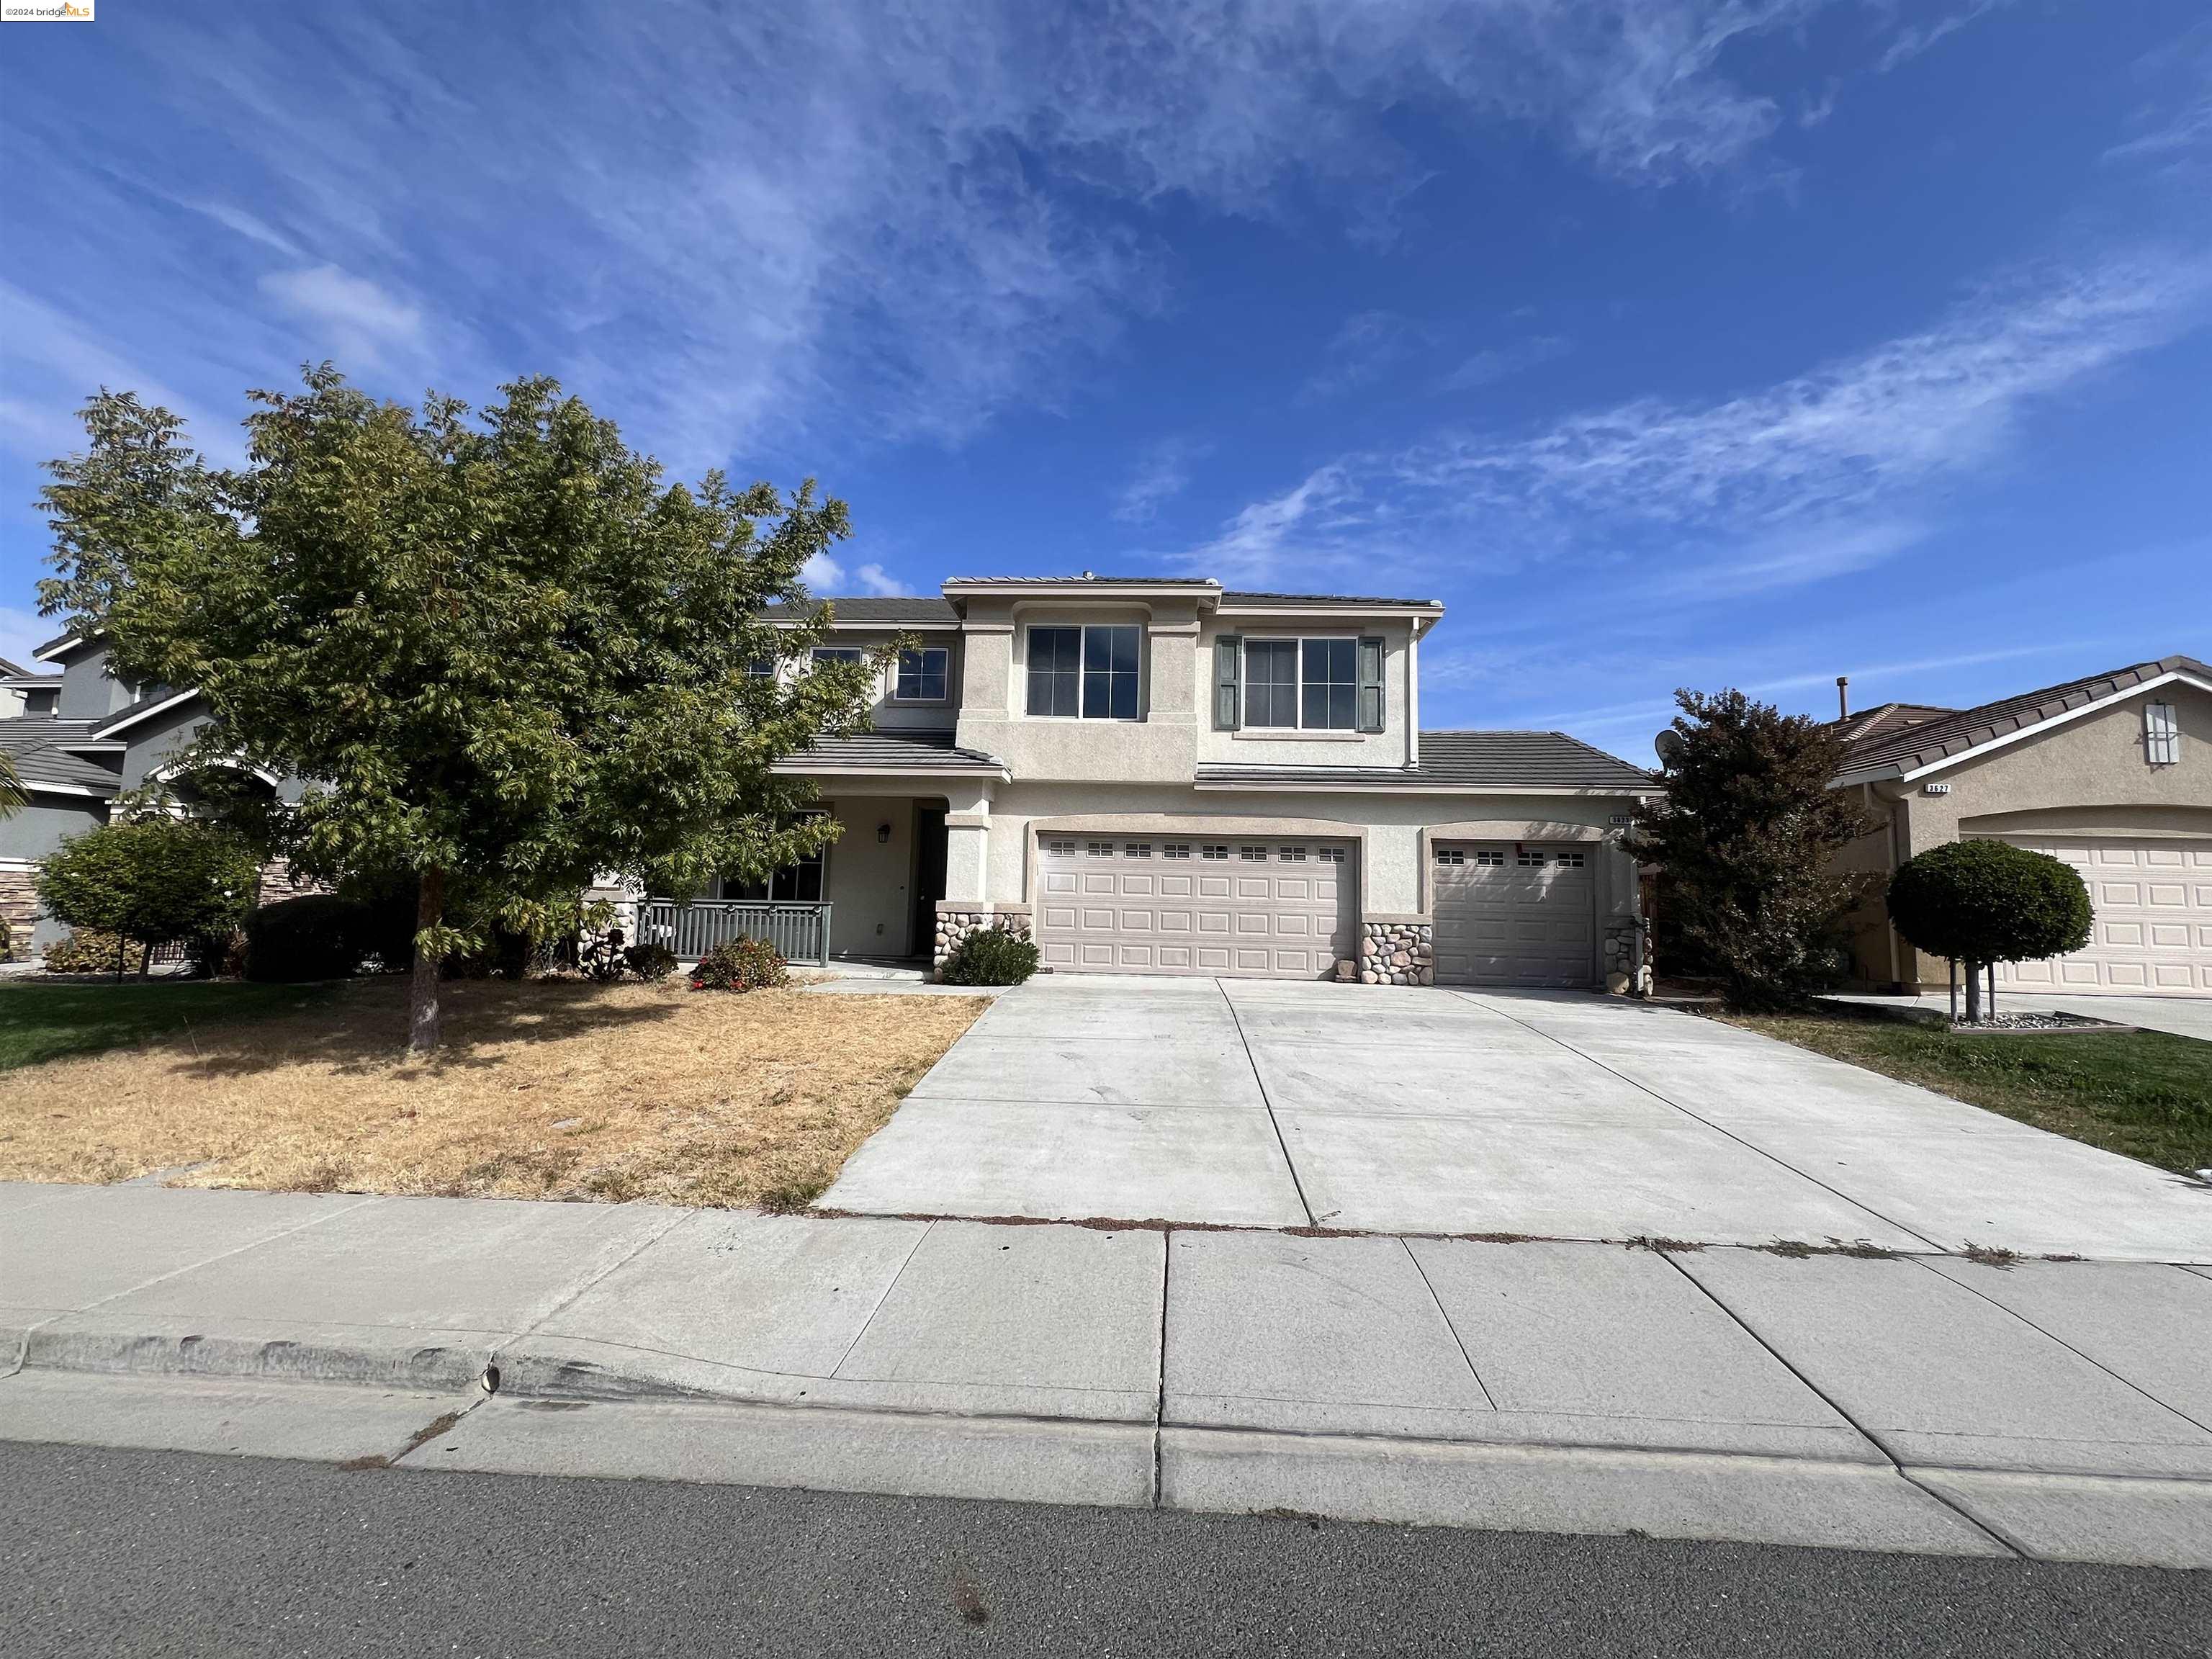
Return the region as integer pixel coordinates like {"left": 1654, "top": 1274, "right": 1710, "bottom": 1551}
{"left": 6, "top": 1442, "right": 2207, "bottom": 1658}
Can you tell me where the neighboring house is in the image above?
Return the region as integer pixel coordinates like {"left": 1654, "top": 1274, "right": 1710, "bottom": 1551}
{"left": 695, "top": 575, "right": 1660, "bottom": 989}
{"left": 1829, "top": 653, "right": 2212, "bottom": 997}
{"left": 0, "top": 631, "right": 246, "bottom": 953}
{"left": 1, "top": 580, "right": 1662, "bottom": 990}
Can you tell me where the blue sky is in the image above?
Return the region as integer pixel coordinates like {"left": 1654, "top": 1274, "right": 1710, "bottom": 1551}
{"left": 2, "top": 1, "right": 2207, "bottom": 759}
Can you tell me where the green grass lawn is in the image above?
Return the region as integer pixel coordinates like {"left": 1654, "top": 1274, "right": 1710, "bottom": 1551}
{"left": 1730, "top": 1012, "right": 2212, "bottom": 1177}
{"left": 0, "top": 980, "right": 335, "bottom": 1073}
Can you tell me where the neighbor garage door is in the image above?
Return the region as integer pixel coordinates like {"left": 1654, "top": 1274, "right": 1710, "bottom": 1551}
{"left": 1431, "top": 842, "right": 1597, "bottom": 988}
{"left": 1036, "top": 835, "right": 1355, "bottom": 978}
{"left": 1994, "top": 835, "right": 2212, "bottom": 995}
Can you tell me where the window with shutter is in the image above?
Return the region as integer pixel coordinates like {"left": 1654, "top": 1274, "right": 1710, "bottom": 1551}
{"left": 1214, "top": 634, "right": 1241, "bottom": 730}
{"left": 1357, "top": 637, "right": 1385, "bottom": 732}
{"left": 2145, "top": 701, "right": 2180, "bottom": 765}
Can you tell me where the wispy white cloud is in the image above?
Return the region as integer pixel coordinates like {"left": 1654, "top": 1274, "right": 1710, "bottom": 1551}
{"left": 1299, "top": 312, "right": 1429, "bottom": 404}
{"left": 1874, "top": 1, "right": 2015, "bottom": 75}
{"left": 852, "top": 562, "right": 913, "bottom": 597}
{"left": 1112, "top": 436, "right": 1210, "bottom": 523}
{"left": 0, "top": 1, "right": 1879, "bottom": 485}
{"left": 258, "top": 264, "right": 423, "bottom": 368}
{"left": 1177, "top": 248, "right": 2212, "bottom": 590}
{"left": 2105, "top": 22, "right": 2212, "bottom": 164}
{"left": 1438, "top": 334, "right": 1572, "bottom": 392}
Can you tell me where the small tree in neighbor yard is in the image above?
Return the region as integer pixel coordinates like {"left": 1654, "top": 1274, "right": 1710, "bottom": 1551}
{"left": 1624, "top": 688, "right": 1870, "bottom": 1010}
{"left": 35, "top": 817, "right": 260, "bottom": 976}
{"left": 39, "top": 369, "right": 886, "bottom": 1053}
{"left": 1886, "top": 840, "right": 2092, "bottom": 1022}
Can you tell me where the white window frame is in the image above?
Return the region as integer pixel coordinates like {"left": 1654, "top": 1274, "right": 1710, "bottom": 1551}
{"left": 1241, "top": 635, "right": 1360, "bottom": 732}
{"left": 893, "top": 645, "right": 950, "bottom": 703}
{"left": 1024, "top": 625, "right": 1143, "bottom": 722}
{"left": 810, "top": 645, "right": 866, "bottom": 665}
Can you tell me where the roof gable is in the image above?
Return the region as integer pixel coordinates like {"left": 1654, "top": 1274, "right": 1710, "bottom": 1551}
{"left": 1833, "top": 655, "right": 2211, "bottom": 783}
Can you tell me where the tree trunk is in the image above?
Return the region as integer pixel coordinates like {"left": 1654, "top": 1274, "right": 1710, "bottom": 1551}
{"left": 406, "top": 868, "right": 446, "bottom": 1058}
{"left": 1962, "top": 959, "right": 1983, "bottom": 1023}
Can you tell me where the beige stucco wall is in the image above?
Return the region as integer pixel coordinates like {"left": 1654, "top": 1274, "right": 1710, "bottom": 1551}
{"left": 966, "top": 782, "right": 1640, "bottom": 921}
{"left": 953, "top": 598, "right": 1203, "bottom": 781}
{"left": 948, "top": 598, "right": 1422, "bottom": 782}
{"left": 1194, "top": 618, "right": 1416, "bottom": 768}
{"left": 1842, "top": 681, "right": 2212, "bottom": 989}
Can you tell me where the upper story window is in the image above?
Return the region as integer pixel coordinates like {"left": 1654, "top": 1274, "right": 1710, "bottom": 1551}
{"left": 744, "top": 655, "right": 777, "bottom": 679}
{"left": 1217, "top": 634, "right": 1383, "bottom": 733}
{"left": 1027, "top": 625, "right": 1140, "bottom": 721}
{"left": 894, "top": 647, "right": 948, "bottom": 702}
{"left": 2145, "top": 701, "right": 2180, "bottom": 766}
{"left": 811, "top": 646, "right": 866, "bottom": 666}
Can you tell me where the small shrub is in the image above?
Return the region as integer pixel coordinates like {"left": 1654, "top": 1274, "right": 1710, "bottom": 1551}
{"left": 42, "top": 928, "right": 151, "bottom": 974}
{"left": 691, "top": 935, "right": 787, "bottom": 992}
{"left": 246, "top": 894, "right": 376, "bottom": 983}
{"left": 625, "top": 940, "right": 679, "bottom": 982}
{"left": 938, "top": 927, "right": 1040, "bottom": 986}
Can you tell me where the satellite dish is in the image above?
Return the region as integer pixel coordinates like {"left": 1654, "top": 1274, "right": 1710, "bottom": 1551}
{"left": 1654, "top": 729, "right": 1683, "bottom": 764}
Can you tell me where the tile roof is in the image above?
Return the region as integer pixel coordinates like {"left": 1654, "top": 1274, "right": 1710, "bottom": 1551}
{"left": 1197, "top": 731, "right": 1657, "bottom": 793}
{"left": 1833, "top": 654, "right": 2211, "bottom": 782}
{"left": 1219, "top": 590, "right": 1443, "bottom": 609}
{"left": 779, "top": 729, "right": 1006, "bottom": 773}
{"left": 762, "top": 596, "right": 961, "bottom": 624}
{"left": 1827, "top": 702, "right": 1957, "bottom": 745}
{"left": 943, "top": 576, "right": 1217, "bottom": 585}
{"left": 0, "top": 719, "right": 122, "bottom": 796}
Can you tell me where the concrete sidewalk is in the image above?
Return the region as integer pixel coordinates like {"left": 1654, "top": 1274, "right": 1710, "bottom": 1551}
{"left": 6, "top": 1183, "right": 2211, "bottom": 1567}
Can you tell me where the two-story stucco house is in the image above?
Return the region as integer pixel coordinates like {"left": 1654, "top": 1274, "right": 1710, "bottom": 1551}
{"left": 1829, "top": 653, "right": 2212, "bottom": 997}
{"left": 2, "top": 576, "right": 1663, "bottom": 989}
{"left": 692, "top": 575, "right": 1660, "bottom": 989}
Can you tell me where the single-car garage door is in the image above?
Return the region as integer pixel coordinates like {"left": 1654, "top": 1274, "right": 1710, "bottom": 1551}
{"left": 1995, "top": 835, "right": 2212, "bottom": 995}
{"left": 1432, "top": 842, "right": 1597, "bottom": 988}
{"left": 1036, "top": 835, "right": 1355, "bottom": 978}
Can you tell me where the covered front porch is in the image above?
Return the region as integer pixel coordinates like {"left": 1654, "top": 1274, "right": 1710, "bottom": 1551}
{"left": 636, "top": 731, "right": 1003, "bottom": 968}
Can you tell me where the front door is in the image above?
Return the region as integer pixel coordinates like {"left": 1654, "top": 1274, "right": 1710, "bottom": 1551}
{"left": 912, "top": 806, "right": 948, "bottom": 959}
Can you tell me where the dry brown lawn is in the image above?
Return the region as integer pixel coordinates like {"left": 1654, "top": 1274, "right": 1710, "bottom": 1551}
{"left": 0, "top": 979, "right": 989, "bottom": 1208}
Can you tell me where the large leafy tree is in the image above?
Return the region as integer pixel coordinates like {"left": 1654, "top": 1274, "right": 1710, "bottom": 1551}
{"left": 1624, "top": 688, "right": 1871, "bottom": 1010}
{"left": 40, "top": 369, "right": 884, "bottom": 1053}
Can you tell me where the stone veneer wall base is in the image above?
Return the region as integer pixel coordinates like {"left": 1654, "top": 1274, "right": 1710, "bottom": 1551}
{"left": 932, "top": 906, "right": 1033, "bottom": 974}
{"left": 1358, "top": 919, "right": 1434, "bottom": 986}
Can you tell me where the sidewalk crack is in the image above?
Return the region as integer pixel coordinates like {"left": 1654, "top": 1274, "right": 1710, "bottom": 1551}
{"left": 1218, "top": 979, "right": 1316, "bottom": 1228}
{"left": 1655, "top": 1249, "right": 2023, "bottom": 1557}
{"left": 1401, "top": 1238, "right": 1496, "bottom": 1410}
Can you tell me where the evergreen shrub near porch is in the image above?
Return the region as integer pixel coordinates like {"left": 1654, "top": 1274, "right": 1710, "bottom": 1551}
{"left": 937, "top": 928, "right": 1039, "bottom": 986}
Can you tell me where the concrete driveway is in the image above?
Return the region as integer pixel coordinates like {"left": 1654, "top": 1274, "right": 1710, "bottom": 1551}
{"left": 824, "top": 979, "right": 2212, "bottom": 1261}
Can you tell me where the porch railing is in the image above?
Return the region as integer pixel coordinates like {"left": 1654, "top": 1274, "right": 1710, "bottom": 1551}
{"left": 636, "top": 899, "right": 833, "bottom": 968}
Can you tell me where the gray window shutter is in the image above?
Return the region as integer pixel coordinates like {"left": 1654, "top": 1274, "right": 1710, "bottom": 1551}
{"left": 1357, "top": 637, "right": 1385, "bottom": 732}
{"left": 1215, "top": 635, "right": 1241, "bottom": 730}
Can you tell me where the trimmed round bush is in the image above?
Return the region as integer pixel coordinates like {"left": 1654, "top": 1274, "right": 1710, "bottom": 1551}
{"left": 690, "top": 935, "right": 787, "bottom": 992}
{"left": 1886, "top": 839, "right": 2093, "bottom": 967}
{"left": 35, "top": 818, "right": 259, "bottom": 968}
{"left": 245, "top": 894, "right": 378, "bottom": 982}
{"left": 937, "top": 928, "right": 1040, "bottom": 986}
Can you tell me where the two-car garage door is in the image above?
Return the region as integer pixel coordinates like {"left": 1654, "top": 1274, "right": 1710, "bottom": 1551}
{"left": 1995, "top": 836, "right": 2212, "bottom": 995}
{"left": 1037, "top": 835, "right": 1355, "bottom": 978}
